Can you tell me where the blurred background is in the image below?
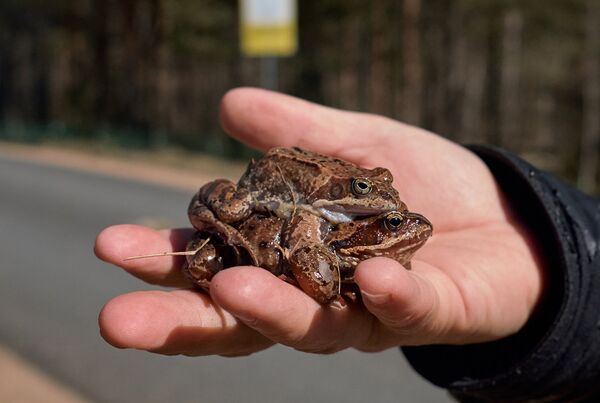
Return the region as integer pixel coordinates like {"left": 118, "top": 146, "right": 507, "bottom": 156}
{"left": 1, "top": 0, "right": 599, "bottom": 187}
{"left": 0, "top": 1, "right": 598, "bottom": 402}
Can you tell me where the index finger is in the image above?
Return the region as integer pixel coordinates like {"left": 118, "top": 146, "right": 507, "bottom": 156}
{"left": 219, "top": 87, "right": 399, "bottom": 165}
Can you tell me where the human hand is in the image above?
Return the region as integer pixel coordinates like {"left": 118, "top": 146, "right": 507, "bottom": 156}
{"left": 95, "top": 88, "right": 545, "bottom": 356}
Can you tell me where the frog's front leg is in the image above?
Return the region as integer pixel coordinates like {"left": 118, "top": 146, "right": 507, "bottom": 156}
{"left": 189, "top": 179, "right": 253, "bottom": 224}
{"left": 286, "top": 211, "right": 340, "bottom": 304}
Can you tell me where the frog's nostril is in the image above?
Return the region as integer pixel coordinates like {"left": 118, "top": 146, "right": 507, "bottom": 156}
{"left": 406, "top": 212, "right": 433, "bottom": 229}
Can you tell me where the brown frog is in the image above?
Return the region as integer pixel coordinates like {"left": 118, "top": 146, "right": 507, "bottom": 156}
{"left": 286, "top": 209, "right": 432, "bottom": 303}
{"left": 182, "top": 208, "right": 432, "bottom": 303}
{"left": 187, "top": 147, "right": 407, "bottom": 291}
{"left": 189, "top": 147, "right": 403, "bottom": 225}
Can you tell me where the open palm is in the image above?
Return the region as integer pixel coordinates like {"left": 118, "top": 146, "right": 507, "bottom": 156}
{"left": 95, "top": 88, "right": 544, "bottom": 356}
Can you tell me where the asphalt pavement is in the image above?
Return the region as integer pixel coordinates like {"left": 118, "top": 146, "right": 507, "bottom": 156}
{"left": 0, "top": 154, "right": 452, "bottom": 403}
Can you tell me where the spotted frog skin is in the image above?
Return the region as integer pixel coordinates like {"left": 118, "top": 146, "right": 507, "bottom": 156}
{"left": 182, "top": 209, "right": 432, "bottom": 303}
{"left": 182, "top": 210, "right": 287, "bottom": 290}
{"left": 286, "top": 210, "right": 432, "bottom": 302}
{"left": 188, "top": 147, "right": 407, "bottom": 291}
{"left": 183, "top": 147, "right": 432, "bottom": 303}
{"left": 189, "top": 147, "right": 404, "bottom": 224}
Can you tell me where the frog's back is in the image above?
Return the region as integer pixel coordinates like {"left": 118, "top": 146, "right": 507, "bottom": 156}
{"left": 238, "top": 146, "right": 398, "bottom": 210}
{"left": 238, "top": 147, "right": 332, "bottom": 202}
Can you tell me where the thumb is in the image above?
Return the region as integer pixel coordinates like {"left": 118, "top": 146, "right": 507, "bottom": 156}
{"left": 354, "top": 257, "right": 450, "bottom": 348}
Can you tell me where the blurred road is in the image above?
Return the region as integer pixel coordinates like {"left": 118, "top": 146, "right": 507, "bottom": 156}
{"left": 0, "top": 154, "right": 452, "bottom": 403}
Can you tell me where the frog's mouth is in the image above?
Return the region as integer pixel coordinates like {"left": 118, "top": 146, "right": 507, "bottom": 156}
{"left": 318, "top": 209, "right": 358, "bottom": 223}
{"left": 314, "top": 203, "right": 395, "bottom": 223}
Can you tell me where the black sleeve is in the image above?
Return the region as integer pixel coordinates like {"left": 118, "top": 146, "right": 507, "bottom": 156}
{"left": 402, "top": 145, "right": 600, "bottom": 402}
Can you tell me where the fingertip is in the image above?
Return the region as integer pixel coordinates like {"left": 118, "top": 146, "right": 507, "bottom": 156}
{"left": 219, "top": 87, "right": 253, "bottom": 135}
{"left": 99, "top": 291, "right": 175, "bottom": 350}
{"left": 219, "top": 87, "right": 329, "bottom": 152}
{"left": 219, "top": 87, "right": 281, "bottom": 150}
{"left": 354, "top": 258, "right": 442, "bottom": 342}
{"left": 94, "top": 225, "right": 193, "bottom": 287}
{"left": 354, "top": 257, "right": 414, "bottom": 304}
{"left": 98, "top": 289, "right": 274, "bottom": 356}
{"left": 94, "top": 224, "right": 142, "bottom": 263}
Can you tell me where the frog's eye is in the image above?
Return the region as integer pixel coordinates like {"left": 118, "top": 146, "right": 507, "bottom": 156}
{"left": 384, "top": 213, "right": 404, "bottom": 231}
{"left": 351, "top": 178, "right": 373, "bottom": 196}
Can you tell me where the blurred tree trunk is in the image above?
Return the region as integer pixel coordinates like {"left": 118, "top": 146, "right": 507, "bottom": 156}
{"left": 296, "top": 1, "right": 324, "bottom": 104}
{"left": 422, "top": 2, "right": 448, "bottom": 134}
{"left": 459, "top": 39, "right": 488, "bottom": 143}
{"left": 578, "top": 0, "right": 600, "bottom": 192}
{"left": 337, "top": 9, "right": 362, "bottom": 111}
{"left": 401, "top": 0, "right": 422, "bottom": 125}
{"left": 0, "top": 29, "right": 12, "bottom": 120}
{"left": 528, "top": 92, "right": 558, "bottom": 171}
{"left": 447, "top": 1, "right": 467, "bottom": 139}
{"left": 13, "top": 34, "right": 34, "bottom": 120}
{"left": 121, "top": 0, "right": 141, "bottom": 128}
{"left": 498, "top": 8, "right": 523, "bottom": 150}
{"left": 150, "top": 0, "right": 168, "bottom": 147}
{"left": 369, "top": 1, "right": 388, "bottom": 115}
{"left": 92, "top": 0, "right": 109, "bottom": 122}
{"left": 389, "top": 0, "right": 402, "bottom": 119}
{"left": 356, "top": 5, "right": 369, "bottom": 112}
{"left": 32, "top": 32, "right": 49, "bottom": 124}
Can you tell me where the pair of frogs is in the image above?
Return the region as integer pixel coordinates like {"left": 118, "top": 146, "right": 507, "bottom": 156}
{"left": 182, "top": 147, "right": 432, "bottom": 304}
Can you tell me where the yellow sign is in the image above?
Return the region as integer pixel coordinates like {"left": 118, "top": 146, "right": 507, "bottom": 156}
{"left": 240, "top": 0, "right": 298, "bottom": 57}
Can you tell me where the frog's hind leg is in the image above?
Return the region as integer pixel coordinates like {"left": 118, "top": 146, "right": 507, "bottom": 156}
{"left": 190, "top": 179, "right": 253, "bottom": 223}
{"left": 288, "top": 244, "right": 340, "bottom": 305}
{"left": 284, "top": 210, "right": 341, "bottom": 304}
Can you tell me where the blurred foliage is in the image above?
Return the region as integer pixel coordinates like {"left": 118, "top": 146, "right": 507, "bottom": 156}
{"left": 0, "top": 0, "right": 598, "bottom": 181}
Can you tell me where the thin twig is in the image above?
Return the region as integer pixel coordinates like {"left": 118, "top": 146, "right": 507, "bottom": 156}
{"left": 124, "top": 237, "right": 211, "bottom": 261}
